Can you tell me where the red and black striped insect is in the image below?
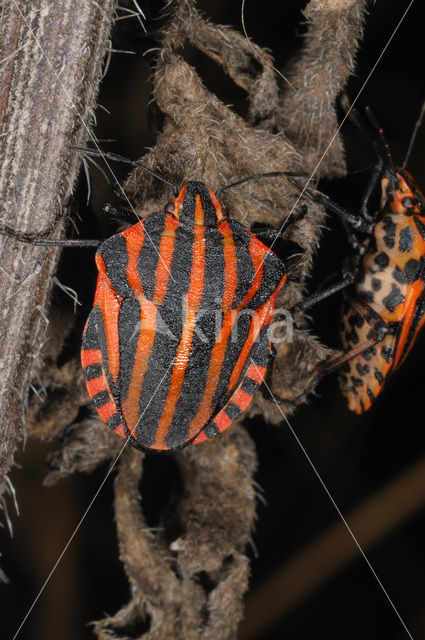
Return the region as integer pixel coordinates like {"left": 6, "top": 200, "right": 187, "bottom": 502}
{"left": 291, "top": 107, "right": 425, "bottom": 413}
{"left": 0, "top": 158, "right": 287, "bottom": 452}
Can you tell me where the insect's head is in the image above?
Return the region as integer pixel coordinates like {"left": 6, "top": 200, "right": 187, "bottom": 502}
{"left": 164, "top": 181, "right": 228, "bottom": 226}
{"left": 381, "top": 168, "right": 425, "bottom": 217}
{"left": 361, "top": 106, "right": 425, "bottom": 217}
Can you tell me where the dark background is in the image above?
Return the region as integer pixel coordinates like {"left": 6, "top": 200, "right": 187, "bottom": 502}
{"left": 3, "top": 1, "right": 425, "bottom": 639}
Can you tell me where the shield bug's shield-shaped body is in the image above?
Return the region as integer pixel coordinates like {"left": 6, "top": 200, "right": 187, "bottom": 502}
{"left": 81, "top": 181, "right": 286, "bottom": 452}
{"left": 339, "top": 168, "right": 425, "bottom": 412}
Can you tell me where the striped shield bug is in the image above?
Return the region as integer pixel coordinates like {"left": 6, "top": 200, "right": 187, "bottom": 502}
{"left": 290, "top": 105, "right": 425, "bottom": 413}
{"left": 0, "top": 154, "right": 289, "bottom": 452}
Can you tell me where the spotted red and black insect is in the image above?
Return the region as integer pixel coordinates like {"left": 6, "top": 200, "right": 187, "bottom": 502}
{"left": 291, "top": 107, "right": 425, "bottom": 414}
{"left": 0, "top": 158, "right": 287, "bottom": 452}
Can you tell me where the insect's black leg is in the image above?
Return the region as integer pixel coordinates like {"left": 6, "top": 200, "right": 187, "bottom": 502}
{"left": 318, "top": 336, "right": 383, "bottom": 377}
{"left": 250, "top": 206, "right": 307, "bottom": 242}
{"left": 103, "top": 202, "right": 140, "bottom": 224}
{"left": 216, "top": 171, "right": 306, "bottom": 197}
{"left": 291, "top": 254, "right": 360, "bottom": 312}
{"left": 344, "top": 227, "right": 365, "bottom": 251}
{"left": 290, "top": 272, "right": 356, "bottom": 313}
{"left": 287, "top": 177, "right": 370, "bottom": 233}
{"left": 0, "top": 225, "right": 100, "bottom": 247}
{"left": 360, "top": 159, "right": 383, "bottom": 223}
{"left": 279, "top": 204, "right": 309, "bottom": 234}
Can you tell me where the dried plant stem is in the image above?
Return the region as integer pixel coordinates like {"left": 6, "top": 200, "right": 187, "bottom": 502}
{"left": 0, "top": 0, "right": 114, "bottom": 500}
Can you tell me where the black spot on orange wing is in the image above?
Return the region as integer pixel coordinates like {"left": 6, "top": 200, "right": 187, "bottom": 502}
{"left": 382, "top": 284, "right": 404, "bottom": 312}
{"left": 374, "top": 369, "right": 384, "bottom": 385}
{"left": 398, "top": 226, "right": 414, "bottom": 253}
{"left": 348, "top": 314, "right": 359, "bottom": 328}
{"left": 356, "top": 362, "right": 370, "bottom": 376}
{"left": 382, "top": 216, "right": 396, "bottom": 249}
{"left": 345, "top": 329, "right": 360, "bottom": 345}
{"left": 374, "top": 252, "right": 389, "bottom": 269}
{"left": 381, "top": 346, "right": 393, "bottom": 362}
{"left": 366, "top": 387, "right": 375, "bottom": 404}
{"left": 405, "top": 258, "right": 423, "bottom": 282}
{"left": 366, "top": 327, "right": 377, "bottom": 340}
{"left": 393, "top": 266, "right": 408, "bottom": 284}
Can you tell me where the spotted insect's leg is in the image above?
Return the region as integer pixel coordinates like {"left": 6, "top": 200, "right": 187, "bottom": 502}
{"left": 286, "top": 177, "right": 369, "bottom": 233}
{"left": 360, "top": 159, "right": 383, "bottom": 223}
{"left": 251, "top": 204, "right": 309, "bottom": 243}
{"left": 317, "top": 295, "right": 385, "bottom": 377}
{"left": 192, "top": 359, "right": 267, "bottom": 445}
{"left": 291, "top": 252, "right": 363, "bottom": 313}
{"left": 291, "top": 273, "right": 355, "bottom": 313}
{"left": 317, "top": 336, "right": 380, "bottom": 376}
{"left": 277, "top": 334, "right": 381, "bottom": 408}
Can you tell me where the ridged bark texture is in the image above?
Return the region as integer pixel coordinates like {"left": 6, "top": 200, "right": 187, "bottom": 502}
{"left": 0, "top": 0, "right": 115, "bottom": 518}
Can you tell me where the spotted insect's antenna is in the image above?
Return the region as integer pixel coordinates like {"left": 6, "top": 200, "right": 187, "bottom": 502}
{"left": 342, "top": 99, "right": 395, "bottom": 175}
{"left": 216, "top": 172, "right": 303, "bottom": 198}
{"left": 365, "top": 106, "right": 396, "bottom": 175}
{"left": 71, "top": 146, "right": 179, "bottom": 197}
{"left": 402, "top": 98, "right": 425, "bottom": 169}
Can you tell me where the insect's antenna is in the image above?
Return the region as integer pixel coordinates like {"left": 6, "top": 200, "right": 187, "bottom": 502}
{"left": 216, "top": 172, "right": 303, "bottom": 198}
{"left": 71, "top": 146, "right": 180, "bottom": 197}
{"left": 402, "top": 98, "right": 425, "bottom": 169}
{"left": 365, "top": 106, "right": 396, "bottom": 175}
{"left": 341, "top": 97, "right": 395, "bottom": 175}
